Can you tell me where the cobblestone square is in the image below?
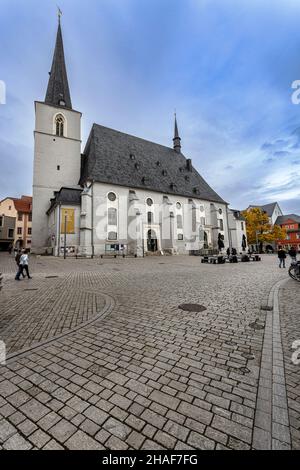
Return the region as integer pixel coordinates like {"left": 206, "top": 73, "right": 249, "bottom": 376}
{"left": 0, "top": 252, "right": 299, "bottom": 450}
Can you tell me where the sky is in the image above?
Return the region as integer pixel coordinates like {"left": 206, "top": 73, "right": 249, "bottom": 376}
{"left": 0, "top": 0, "right": 300, "bottom": 214}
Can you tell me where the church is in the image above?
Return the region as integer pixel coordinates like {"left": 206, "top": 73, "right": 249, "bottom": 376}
{"left": 32, "top": 19, "right": 240, "bottom": 257}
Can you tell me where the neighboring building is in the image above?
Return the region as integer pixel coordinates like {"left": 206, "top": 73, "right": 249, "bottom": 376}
{"left": 246, "top": 202, "right": 283, "bottom": 252}
{"left": 0, "top": 215, "right": 15, "bottom": 251}
{"left": 247, "top": 202, "right": 283, "bottom": 225}
{"left": 32, "top": 18, "right": 231, "bottom": 257}
{"left": 228, "top": 209, "right": 248, "bottom": 253}
{"left": 275, "top": 214, "right": 300, "bottom": 252}
{"left": 0, "top": 196, "right": 32, "bottom": 250}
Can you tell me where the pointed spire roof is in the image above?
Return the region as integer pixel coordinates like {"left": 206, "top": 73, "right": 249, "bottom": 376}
{"left": 45, "top": 18, "right": 72, "bottom": 109}
{"left": 173, "top": 113, "right": 181, "bottom": 153}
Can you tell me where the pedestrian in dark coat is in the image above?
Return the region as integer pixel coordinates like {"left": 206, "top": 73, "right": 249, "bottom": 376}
{"left": 278, "top": 246, "right": 287, "bottom": 268}
{"left": 288, "top": 247, "right": 297, "bottom": 262}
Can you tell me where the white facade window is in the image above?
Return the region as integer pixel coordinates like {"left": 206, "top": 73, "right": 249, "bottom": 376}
{"left": 146, "top": 198, "right": 153, "bottom": 207}
{"left": 0, "top": 216, "right": 3, "bottom": 227}
{"left": 176, "top": 202, "right": 182, "bottom": 210}
{"left": 107, "top": 192, "right": 117, "bottom": 202}
{"left": 107, "top": 192, "right": 118, "bottom": 240}
{"left": 218, "top": 219, "right": 224, "bottom": 231}
{"left": 147, "top": 211, "right": 153, "bottom": 224}
{"left": 108, "top": 208, "right": 117, "bottom": 225}
{"left": 200, "top": 217, "right": 205, "bottom": 226}
{"left": 177, "top": 214, "right": 183, "bottom": 229}
{"left": 8, "top": 229, "right": 14, "bottom": 239}
{"left": 108, "top": 231, "right": 117, "bottom": 240}
{"left": 55, "top": 114, "right": 65, "bottom": 137}
{"left": 241, "top": 222, "right": 244, "bottom": 231}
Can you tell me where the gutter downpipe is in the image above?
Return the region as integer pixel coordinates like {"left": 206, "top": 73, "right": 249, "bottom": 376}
{"left": 91, "top": 181, "right": 94, "bottom": 259}
{"left": 57, "top": 203, "right": 61, "bottom": 257}
{"left": 225, "top": 205, "right": 232, "bottom": 252}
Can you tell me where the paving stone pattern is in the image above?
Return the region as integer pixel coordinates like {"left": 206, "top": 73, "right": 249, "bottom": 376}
{"left": 0, "top": 252, "right": 297, "bottom": 450}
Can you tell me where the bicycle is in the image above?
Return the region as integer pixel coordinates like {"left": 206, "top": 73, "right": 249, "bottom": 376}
{"left": 288, "top": 260, "right": 300, "bottom": 282}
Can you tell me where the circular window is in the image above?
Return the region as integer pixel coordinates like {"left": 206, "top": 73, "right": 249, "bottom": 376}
{"left": 200, "top": 205, "right": 204, "bottom": 212}
{"left": 218, "top": 208, "right": 223, "bottom": 214}
{"left": 176, "top": 202, "right": 182, "bottom": 210}
{"left": 146, "top": 198, "right": 153, "bottom": 207}
{"left": 108, "top": 192, "right": 116, "bottom": 202}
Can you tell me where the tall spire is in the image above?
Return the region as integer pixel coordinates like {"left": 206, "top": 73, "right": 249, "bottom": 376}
{"left": 173, "top": 113, "right": 181, "bottom": 153}
{"left": 45, "top": 15, "right": 72, "bottom": 109}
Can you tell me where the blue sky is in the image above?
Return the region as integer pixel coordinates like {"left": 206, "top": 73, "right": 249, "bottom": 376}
{"left": 1, "top": 0, "right": 300, "bottom": 213}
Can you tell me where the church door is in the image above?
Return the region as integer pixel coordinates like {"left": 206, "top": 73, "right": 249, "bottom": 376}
{"left": 147, "top": 229, "right": 158, "bottom": 252}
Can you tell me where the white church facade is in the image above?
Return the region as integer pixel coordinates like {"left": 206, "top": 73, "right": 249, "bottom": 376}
{"left": 32, "top": 19, "right": 246, "bottom": 257}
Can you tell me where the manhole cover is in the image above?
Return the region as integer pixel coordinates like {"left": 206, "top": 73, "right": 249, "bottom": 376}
{"left": 249, "top": 322, "right": 265, "bottom": 330}
{"left": 241, "top": 352, "right": 255, "bottom": 360}
{"left": 178, "top": 303, "right": 207, "bottom": 312}
{"left": 260, "top": 304, "right": 273, "bottom": 311}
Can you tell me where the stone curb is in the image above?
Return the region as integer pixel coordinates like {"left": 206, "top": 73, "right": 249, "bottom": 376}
{"left": 253, "top": 277, "right": 291, "bottom": 450}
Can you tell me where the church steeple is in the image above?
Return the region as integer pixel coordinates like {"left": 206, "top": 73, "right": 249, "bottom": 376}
{"left": 45, "top": 16, "right": 72, "bottom": 109}
{"left": 173, "top": 113, "right": 181, "bottom": 153}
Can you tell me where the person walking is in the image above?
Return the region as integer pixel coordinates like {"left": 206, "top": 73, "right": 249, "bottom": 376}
{"left": 15, "top": 249, "right": 32, "bottom": 280}
{"left": 15, "top": 250, "right": 25, "bottom": 279}
{"left": 288, "top": 246, "right": 297, "bottom": 262}
{"left": 278, "top": 246, "right": 287, "bottom": 268}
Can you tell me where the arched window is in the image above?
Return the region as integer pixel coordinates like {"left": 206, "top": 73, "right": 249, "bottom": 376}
{"left": 55, "top": 114, "right": 65, "bottom": 137}
{"left": 177, "top": 214, "right": 183, "bottom": 229}
{"left": 108, "top": 207, "right": 117, "bottom": 225}
{"left": 147, "top": 211, "right": 153, "bottom": 224}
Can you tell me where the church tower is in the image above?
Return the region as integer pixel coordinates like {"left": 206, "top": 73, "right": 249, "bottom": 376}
{"left": 32, "top": 16, "right": 81, "bottom": 253}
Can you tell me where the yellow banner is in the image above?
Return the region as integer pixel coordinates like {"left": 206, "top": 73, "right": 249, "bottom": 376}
{"left": 61, "top": 208, "right": 75, "bottom": 234}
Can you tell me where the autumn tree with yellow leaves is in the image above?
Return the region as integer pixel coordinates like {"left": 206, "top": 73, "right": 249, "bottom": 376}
{"left": 241, "top": 208, "right": 286, "bottom": 252}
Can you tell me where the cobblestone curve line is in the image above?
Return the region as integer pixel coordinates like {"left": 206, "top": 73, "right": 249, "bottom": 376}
{"left": 5, "top": 291, "right": 116, "bottom": 363}
{"left": 253, "top": 277, "right": 291, "bottom": 450}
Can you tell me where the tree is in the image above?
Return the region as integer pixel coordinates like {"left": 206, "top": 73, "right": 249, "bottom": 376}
{"left": 241, "top": 208, "right": 286, "bottom": 252}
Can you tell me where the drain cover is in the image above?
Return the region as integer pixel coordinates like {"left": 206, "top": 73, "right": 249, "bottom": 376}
{"left": 249, "top": 322, "right": 265, "bottom": 330}
{"left": 178, "top": 303, "right": 207, "bottom": 312}
{"left": 24, "top": 288, "right": 38, "bottom": 291}
{"left": 45, "top": 275, "right": 59, "bottom": 279}
{"left": 241, "top": 352, "right": 255, "bottom": 360}
{"left": 260, "top": 304, "right": 273, "bottom": 311}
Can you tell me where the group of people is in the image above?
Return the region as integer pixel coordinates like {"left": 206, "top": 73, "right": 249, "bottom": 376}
{"left": 277, "top": 246, "right": 297, "bottom": 268}
{"left": 14, "top": 249, "right": 32, "bottom": 280}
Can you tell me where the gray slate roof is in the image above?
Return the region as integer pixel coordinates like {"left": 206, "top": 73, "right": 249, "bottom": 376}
{"left": 275, "top": 214, "right": 300, "bottom": 225}
{"left": 230, "top": 209, "right": 245, "bottom": 221}
{"left": 248, "top": 202, "right": 280, "bottom": 217}
{"left": 47, "top": 187, "right": 81, "bottom": 214}
{"left": 45, "top": 22, "right": 72, "bottom": 109}
{"left": 80, "top": 124, "right": 226, "bottom": 204}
